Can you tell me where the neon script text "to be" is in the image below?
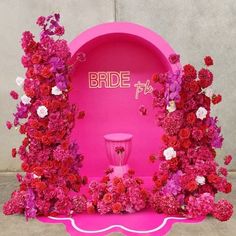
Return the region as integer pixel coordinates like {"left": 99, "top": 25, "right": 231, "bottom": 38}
{"left": 88, "top": 71, "right": 131, "bottom": 88}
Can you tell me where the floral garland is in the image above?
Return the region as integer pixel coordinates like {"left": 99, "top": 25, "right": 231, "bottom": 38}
{"left": 150, "top": 55, "right": 233, "bottom": 221}
{"left": 3, "top": 14, "right": 233, "bottom": 222}
{"left": 3, "top": 14, "right": 87, "bottom": 219}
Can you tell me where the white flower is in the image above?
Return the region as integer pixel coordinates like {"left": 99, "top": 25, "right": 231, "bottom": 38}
{"left": 37, "top": 105, "right": 48, "bottom": 118}
{"left": 33, "top": 174, "right": 40, "bottom": 179}
{"left": 204, "top": 87, "right": 213, "bottom": 98}
{"left": 51, "top": 86, "right": 62, "bottom": 95}
{"left": 195, "top": 176, "right": 205, "bottom": 185}
{"left": 196, "top": 107, "right": 208, "bottom": 120}
{"left": 16, "top": 76, "right": 25, "bottom": 87}
{"left": 166, "top": 101, "right": 176, "bottom": 113}
{"left": 21, "top": 94, "right": 31, "bottom": 105}
{"left": 163, "top": 147, "right": 176, "bottom": 160}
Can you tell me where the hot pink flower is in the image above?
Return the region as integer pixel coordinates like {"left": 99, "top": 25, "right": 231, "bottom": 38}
{"left": 6, "top": 121, "right": 12, "bottom": 129}
{"left": 212, "top": 199, "right": 233, "bottom": 221}
{"left": 10, "top": 90, "right": 19, "bottom": 100}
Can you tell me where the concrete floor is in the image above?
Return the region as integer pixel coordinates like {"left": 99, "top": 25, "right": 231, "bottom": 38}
{"left": 0, "top": 173, "right": 235, "bottom": 236}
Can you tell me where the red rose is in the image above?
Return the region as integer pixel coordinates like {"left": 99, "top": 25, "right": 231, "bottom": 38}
{"left": 68, "top": 174, "right": 77, "bottom": 183}
{"left": 11, "top": 148, "right": 17, "bottom": 158}
{"left": 183, "top": 64, "right": 197, "bottom": 81}
{"left": 185, "top": 180, "right": 198, "bottom": 192}
{"left": 21, "top": 162, "right": 30, "bottom": 172}
{"left": 154, "top": 179, "right": 163, "bottom": 189}
{"left": 224, "top": 183, "right": 232, "bottom": 193}
{"left": 198, "top": 68, "right": 213, "bottom": 88}
{"left": 212, "top": 94, "right": 222, "bottom": 104}
{"left": 31, "top": 53, "right": 42, "bottom": 64}
{"left": 41, "top": 65, "right": 52, "bottom": 78}
{"left": 179, "top": 128, "right": 191, "bottom": 139}
{"left": 112, "top": 202, "right": 122, "bottom": 214}
{"left": 152, "top": 73, "right": 159, "bottom": 83}
{"left": 181, "top": 139, "right": 192, "bottom": 149}
{"left": 87, "top": 205, "right": 96, "bottom": 214}
{"left": 33, "top": 166, "right": 44, "bottom": 176}
{"left": 168, "top": 158, "right": 179, "bottom": 171}
{"left": 117, "top": 183, "right": 126, "bottom": 193}
{"left": 186, "top": 112, "right": 196, "bottom": 125}
{"left": 40, "top": 84, "right": 50, "bottom": 96}
{"left": 204, "top": 56, "right": 214, "bottom": 66}
{"left": 26, "top": 67, "right": 35, "bottom": 79}
{"left": 169, "top": 54, "right": 180, "bottom": 64}
{"left": 35, "top": 181, "right": 47, "bottom": 191}
{"left": 207, "top": 173, "right": 219, "bottom": 184}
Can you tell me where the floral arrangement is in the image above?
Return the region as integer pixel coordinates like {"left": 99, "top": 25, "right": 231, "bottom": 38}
{"left": 3, "top": 14, "right": 87, "bottom": 219}
{"left": 3, "top": 14, "right": 233, "bottom": 222}
{"left": 86, "top": 169, "right": 149, "bottom": 214}
{"left": 150, "top": 55, "right": 233, "bottom": 221}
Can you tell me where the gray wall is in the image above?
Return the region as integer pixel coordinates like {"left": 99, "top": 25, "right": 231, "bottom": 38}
{"left": 0, "top": 0, "right": 235, "bottom": 171}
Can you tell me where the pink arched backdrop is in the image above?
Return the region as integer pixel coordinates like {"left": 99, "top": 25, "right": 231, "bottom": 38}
{"left": 69, "top": 22, "right": 180, "bottom": 177}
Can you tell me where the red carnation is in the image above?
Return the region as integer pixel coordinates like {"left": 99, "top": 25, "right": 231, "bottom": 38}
{"left": 11, "top": 148, "right": 17, "bottom": 158}
{"left": 212, "top": 94, "right": 222, "bottom": 104}
{"left": 183, "top": 64, "right": 197, "bottom": 81}
{"left": 198, "top": 68, "right": 213, "bottom": 88}
{"left": 224, "top": 155, "right": 232, "bottom": 165}
{"left": 204, "top": 56, "right": 214, "bottom": 66}
{"left": 179, "top": 127, "right": 191, "bottom": 139}
{"left": 169, "top": 54, "right": 180, "bottom": 64}
{"left": 10, "top": 90, "right": 19, "bottom": 100}
{"left": 212, "top": 199, "right": 233, "bottom": 221}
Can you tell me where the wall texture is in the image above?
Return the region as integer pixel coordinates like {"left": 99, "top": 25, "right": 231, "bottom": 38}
{"left": 0, "top": 0, "right": 235, "bottom": 171}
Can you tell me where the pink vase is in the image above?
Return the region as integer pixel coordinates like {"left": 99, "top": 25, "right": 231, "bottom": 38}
{"left": 104, "top": 133, "right": 133, "bottom": 177}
